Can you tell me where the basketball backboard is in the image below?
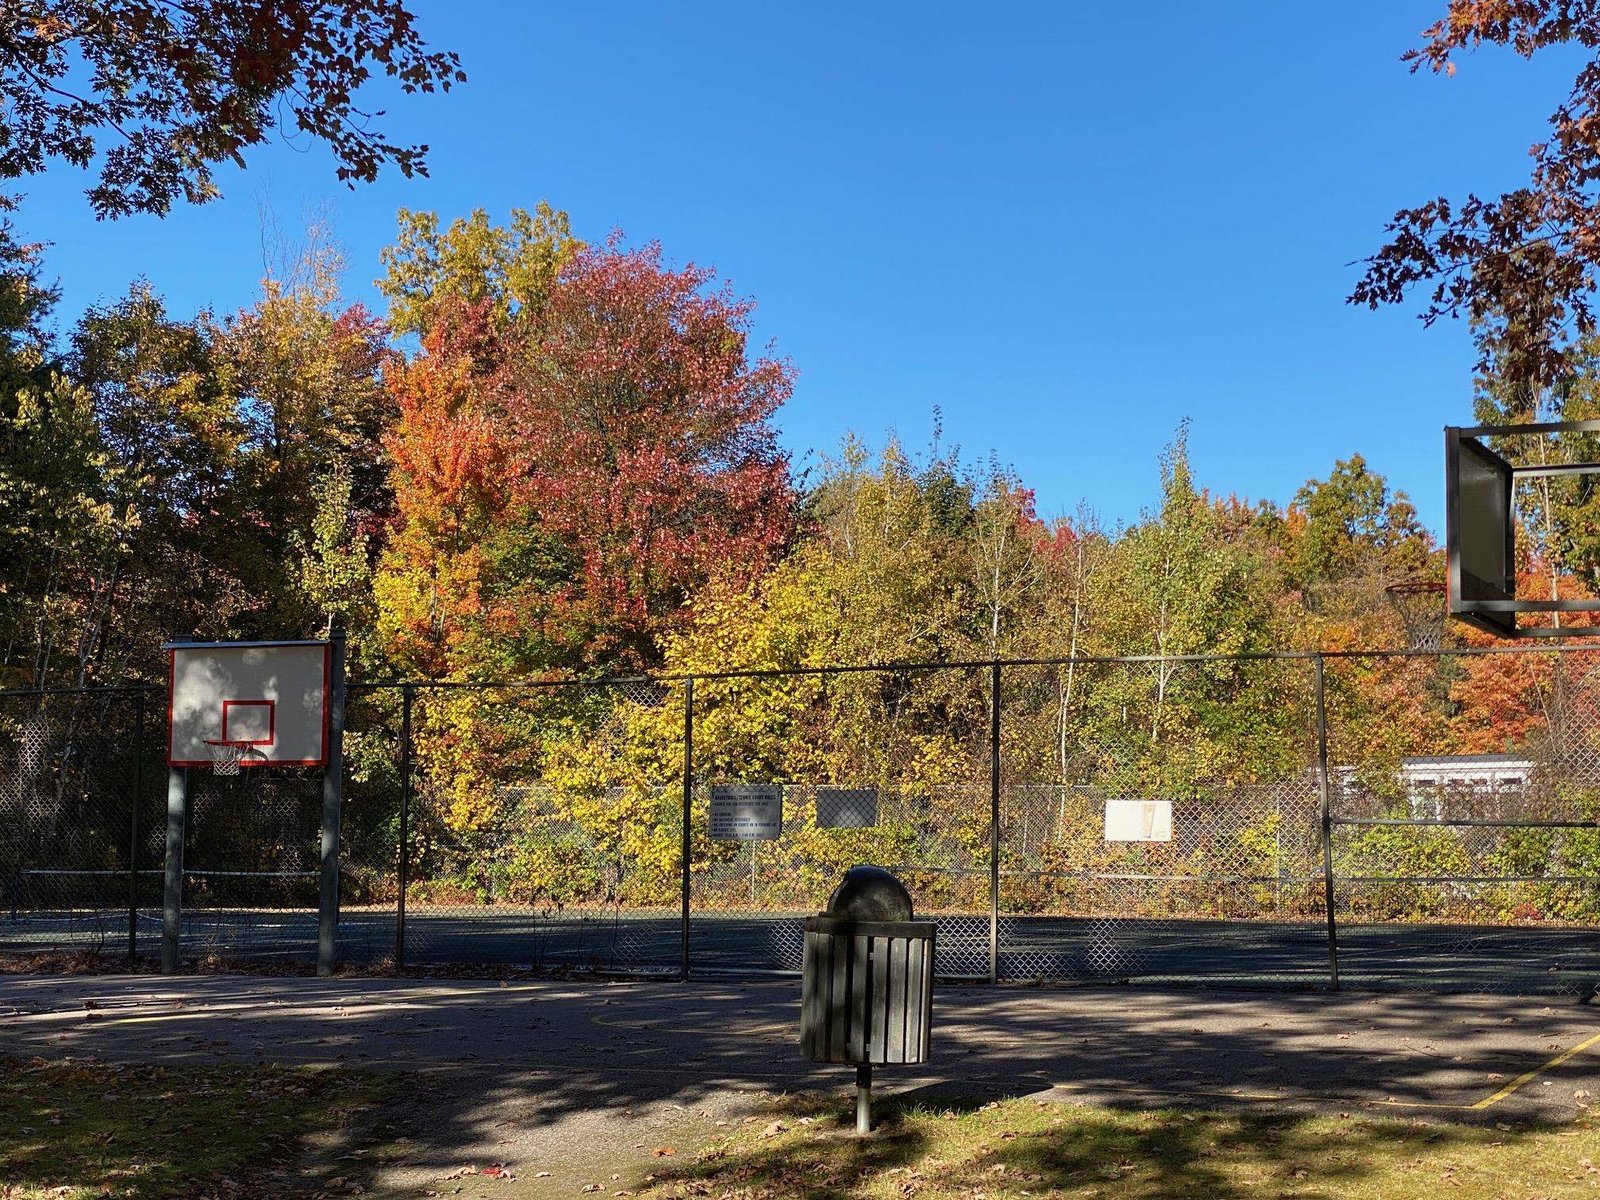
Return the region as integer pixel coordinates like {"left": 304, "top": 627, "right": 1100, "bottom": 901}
{"left": 1445, "top": 429, "right": 1516, "bottom": 638}
{"left": 1445, "top": 421, "right": 1600, "bottom": 638}
{"left": 165, "top": 640, "right": 331, "bottom": 768}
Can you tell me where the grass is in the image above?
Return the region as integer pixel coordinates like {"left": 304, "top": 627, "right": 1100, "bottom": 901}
{"left": 0, "top": 1056, "right": 390, "bottom": 1199}
{"left": 639, "top": 1092, "right": 1600, "bottom": 1200}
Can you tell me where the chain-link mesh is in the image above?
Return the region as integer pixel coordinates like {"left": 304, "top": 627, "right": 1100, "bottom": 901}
{"left": 686, "top": 666, "right": 992, "bottom": 978}
{"left": 337, "top": 687, "right": 405, "bottom": 965}
{"left": 178, "top": 766, "right": 323, "bottom": 962}
{"left": 396, "top": 679, "right": 685, "bottom": 973}
{"left": 1327, "top": 650, "right": 1600, "bottom": 995}
{"left": 0, "top": 688, "right": 163, "bottom": 959}
{"left": 7, "top": 648, "right": 1600, "bottom": 995}
{"left": 999, "top": 659, "right": 1328, "bottom": 986}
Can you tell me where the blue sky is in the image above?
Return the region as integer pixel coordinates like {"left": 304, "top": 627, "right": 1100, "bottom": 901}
{"left": 11, "top": 2, "right": 1582, "bottom": 533}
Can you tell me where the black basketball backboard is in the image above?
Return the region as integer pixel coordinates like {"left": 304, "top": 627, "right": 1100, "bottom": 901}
{"left": 1445, "top": 429, "right": 1515, "bottom": 638}
{"left": 1445, "top": 420, "right": 1600, "bottom": 638}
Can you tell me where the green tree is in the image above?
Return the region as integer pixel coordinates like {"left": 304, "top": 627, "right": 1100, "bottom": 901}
{"left": 70, "top": 282, "right": 253, "bottom": 659}
{"left": 292, "top": 461, "right": 373, "bottom": 640}
{"left": 376, "top": 204, "right": 581, "bottom": 338}
{"left": 0, "top": 218, "right": 57, "bottom": 405}
{"left": 1289, "top": 454, "right": 1431, "bottom": 610}
{"left": 0, "top": 375, "right": 127, "bottom": 687}
{"left": 1473, "top": 328, "right": 1600, "bottom": 598}
{"left": 1082, "top": 426, "right": 1299, "bottom": 788}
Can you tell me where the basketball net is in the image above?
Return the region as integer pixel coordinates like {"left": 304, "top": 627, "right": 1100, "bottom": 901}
{"left": 1384, "top": 580, "right": 1448, "bottom": 652}
{"left": 204, "top": 739, "right": 254, "bottom": 776}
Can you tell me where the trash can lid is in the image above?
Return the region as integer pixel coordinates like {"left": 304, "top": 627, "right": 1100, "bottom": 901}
{"left": 825, "top": 865, "right": 914, "bottom": 921}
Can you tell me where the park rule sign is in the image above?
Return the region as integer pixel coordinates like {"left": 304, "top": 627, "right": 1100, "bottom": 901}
{"left": 710, "top": 784, "right": 783, "bottom": 841}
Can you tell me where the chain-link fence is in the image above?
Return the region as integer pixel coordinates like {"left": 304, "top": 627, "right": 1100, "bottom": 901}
{"left": 5, "top": 647, "right": 1600, "bottom": 996}
{"left": 0, "top": 688, "right": 163, "bottom": 959}
{"left": 684, "top": 667, "right": 993, "bottom": 978}
{"left": 998, "top": 658, "right": 1329, "bottom": 988}
{"left": 385, "top": 678, "right": 687, "bottom": 974}
{"left": 1326, "top": 650, "right": 1600, "bottom": 994}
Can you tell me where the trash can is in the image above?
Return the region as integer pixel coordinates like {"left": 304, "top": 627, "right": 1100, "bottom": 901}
{"left": 800, "top": 865, "right": 935, "bottom": 1132}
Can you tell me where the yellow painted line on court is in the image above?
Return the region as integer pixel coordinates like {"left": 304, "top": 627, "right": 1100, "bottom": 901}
{"left": 1467, "top": 1031, "right": 1600, "bottom": 1110}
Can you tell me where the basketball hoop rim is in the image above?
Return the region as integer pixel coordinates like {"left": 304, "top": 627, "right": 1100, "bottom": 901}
{"left": 1385, "top": 580, "right": 1447, "bottom": 596}
{"left": 202, "top": 737, "right": 264, "bottom": 774}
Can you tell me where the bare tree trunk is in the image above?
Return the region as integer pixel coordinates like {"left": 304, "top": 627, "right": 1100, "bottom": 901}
{"left": 1058, "top": 538, "right": 1088, "bottom": 782}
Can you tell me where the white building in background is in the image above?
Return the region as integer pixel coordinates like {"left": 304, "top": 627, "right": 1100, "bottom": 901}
{"left": 1332, "top": 754, "right": 1534, "bottom": 819}
{"left": 1400, "top": 754, "right": 1532, "bottom": 819}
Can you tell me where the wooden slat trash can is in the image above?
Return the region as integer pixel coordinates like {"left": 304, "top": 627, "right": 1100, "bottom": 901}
{"left": 800, "top": 866, "right": 935, "bottom": 1133}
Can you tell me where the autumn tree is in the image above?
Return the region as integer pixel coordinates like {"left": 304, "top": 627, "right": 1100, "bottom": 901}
{"left": 969, "top": 460, "right": 1042, "bottom": 658}
{"left": 377, "top": 204, "right": 581, "bottom": 338}
{"left": 0, "top": 1, "right": 462, "bottom": 217}
{"left": 1351, "top": 3, "right": 1600, "bottom": 384}
{"left": 213, "top": 231, "right": 395, "bottom": 640}
{"left": 803, "top": 436, "right": 976, "bottom": 663}
{"left": 6, "top": 226, "right": 396, "bottom": 682}
{"left": 378, "top": 224, "right": 795, "bottom": 676}
{"left": 67, "top": 284, "right": 246, "bottom": 663}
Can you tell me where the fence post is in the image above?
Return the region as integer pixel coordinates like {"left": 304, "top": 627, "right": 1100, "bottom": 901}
{"left": 317, "top": 627, "right": 348, "bottom": 977}
{"left": 395, "top": 684, "right": 413, "bottom": 969}
{"left": 1314, "top": 655, "right": 1340, "bottom": 990}
{"left": 680, "top": 676, "right": 694, "bottom": 982}
{"left": 127, "top": 691, "right": 147, "bottom": 962}
{"left": 161, "top": 766, "right": 185, "bottom": 974}
{"left": 989, "top": 660, "right": 1002, "bottom": 985}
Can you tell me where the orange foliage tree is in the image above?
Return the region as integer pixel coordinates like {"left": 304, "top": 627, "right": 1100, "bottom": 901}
{"left": 378, "top": 239, "right": 795, "bottom": 677}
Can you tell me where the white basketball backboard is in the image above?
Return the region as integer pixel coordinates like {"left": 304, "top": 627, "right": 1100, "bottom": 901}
{"left": 165, "top": 640, "right": 331, "bottom": 768}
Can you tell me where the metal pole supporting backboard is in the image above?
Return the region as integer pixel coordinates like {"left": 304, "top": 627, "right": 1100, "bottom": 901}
{"left": 128, "top": 691, "right": 146, "bottom": 962}
{"left": 395, "top": 684, "right": 413, "bottom": 969}
{"left": 317, "top": 628, "right": 347, "bottom": 977}
{"left": 680, "top": 676, "right": 694, "bottom": 982}
{"left": 161, "top": 765, "right": 185, "bottom": 974}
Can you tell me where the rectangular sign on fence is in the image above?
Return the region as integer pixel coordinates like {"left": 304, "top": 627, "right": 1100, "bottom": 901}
{"left": 710, "top": 784, "right": 783, "bottom": 841}
{"left": 815, "top": 786, "right": 878, "bottom": 829}
{"left": 1104, "top": 799, "right": 1173, "bottom": 842}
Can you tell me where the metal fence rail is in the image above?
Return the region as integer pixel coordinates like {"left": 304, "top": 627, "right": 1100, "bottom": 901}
{"left": 4, "top": 645, "right": 1599, "bottom": 996}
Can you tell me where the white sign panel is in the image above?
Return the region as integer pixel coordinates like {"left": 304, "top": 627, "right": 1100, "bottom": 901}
{"left": 710, "top": 784, "right": 783, "bottom": 841}
{"left": 1104, "top": 799, "right": 1173, "bottom": 842}
{"left": 815, "top": 787, "right": 878, "bottom": 829}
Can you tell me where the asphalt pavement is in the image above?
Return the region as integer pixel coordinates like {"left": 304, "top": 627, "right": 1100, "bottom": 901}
{"left": 5, "top": 971, "right": 1600, "bottom": 1196}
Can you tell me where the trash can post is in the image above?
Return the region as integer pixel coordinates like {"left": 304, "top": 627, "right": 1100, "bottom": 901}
{"left": 799, "top": 865, "right": 935, "bottom": 1136}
